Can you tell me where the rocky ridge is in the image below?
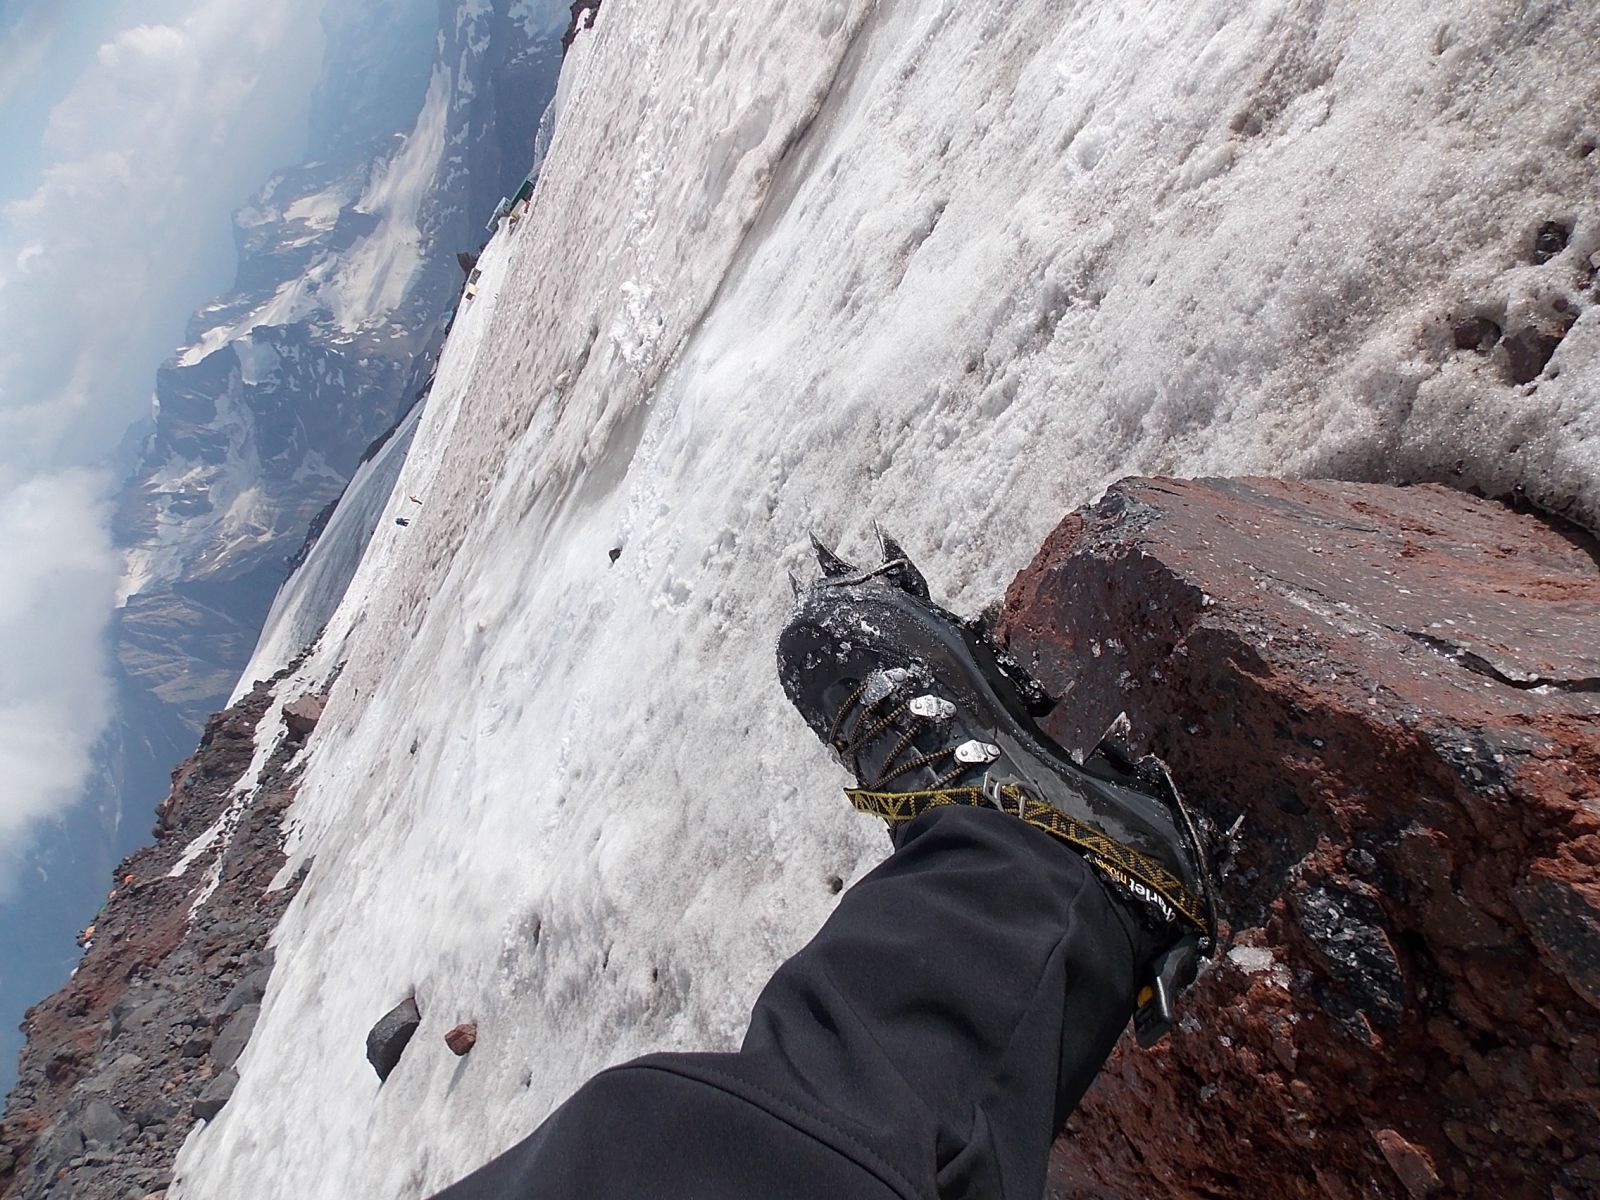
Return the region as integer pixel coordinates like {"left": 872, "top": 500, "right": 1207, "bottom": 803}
{"left": 0, "top": 673, "right": 315, "bottom": 1200}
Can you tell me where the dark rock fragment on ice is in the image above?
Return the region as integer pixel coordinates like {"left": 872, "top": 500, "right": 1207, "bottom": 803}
{"left": 366, "top": 997, "right": 422, "bottom": 1082}
{"left": 1451, "top": 315, "right": 1500, "bottom": 353}
{"left": 282, "top": 694, "right": 326, "bottom": 740}
{"left": 1532, "top": 220, "right": 1570, "bottom": 263}
{"left": 1502, "top": 322, "right": 1569, "bottom": 383}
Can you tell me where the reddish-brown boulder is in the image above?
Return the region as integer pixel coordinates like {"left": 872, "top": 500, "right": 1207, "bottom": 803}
{"left": 444, "top": 1023, "right": 478, "bottom": 1057}
{"left": 997, "top": 478, "right": 1600, "bottom": 1200}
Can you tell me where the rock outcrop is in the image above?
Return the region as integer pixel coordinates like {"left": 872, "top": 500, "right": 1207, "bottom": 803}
{"left": 281, "top": 694, "right": 326, "bottom": 741}
{"left": 562, "top": 0, "right": 603, "bottom": 50}
{"left": 0, "top": 676, "right": 308, "bottom": 1200}
{"left": 999, "top": 478, "right": 1600, "bottom": 1200}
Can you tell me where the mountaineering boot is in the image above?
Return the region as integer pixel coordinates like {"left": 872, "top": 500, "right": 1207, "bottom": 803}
{"left": 777, "top": 533, "right": 1219, "bottom": 1045}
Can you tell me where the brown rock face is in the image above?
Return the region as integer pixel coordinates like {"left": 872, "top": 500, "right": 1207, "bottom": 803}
{"left": 997, "top": 478, "right": 1600, "bottom": 1200}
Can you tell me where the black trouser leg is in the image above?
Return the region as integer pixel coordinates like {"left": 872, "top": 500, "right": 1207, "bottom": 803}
{"left": 432, "top": 806, "right": 1156, "bottom": 1200}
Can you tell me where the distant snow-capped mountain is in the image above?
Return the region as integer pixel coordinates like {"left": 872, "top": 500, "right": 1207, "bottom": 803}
{"left": 0, "top": 0, "right": 568, "bottom": 1101}
{"left": 116, "top": 0, "right": 563, "bottom": 727}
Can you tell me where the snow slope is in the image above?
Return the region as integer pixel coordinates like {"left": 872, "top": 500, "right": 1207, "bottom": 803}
{"left": 177, "top": 2, "right": 1600, "bottom": 1196}
{"left": 238, "top": 225, "right": 519, "bottom": 692}
{"left": 238, "top": 403, "right": 423, "bottom": 693}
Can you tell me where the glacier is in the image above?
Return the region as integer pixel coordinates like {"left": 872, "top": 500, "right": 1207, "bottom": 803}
{"left": 173, "top": 1, "right": 1599, "bottom": 1196}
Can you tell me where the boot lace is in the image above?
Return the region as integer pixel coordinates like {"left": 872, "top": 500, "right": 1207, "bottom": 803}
{"left": 827, "top": 682, "right": 972, "bottom": 790}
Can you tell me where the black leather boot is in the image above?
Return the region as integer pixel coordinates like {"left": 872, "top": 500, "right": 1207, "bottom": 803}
{"left": 777, "top": 532, "right": 1219, "bottom": 1044}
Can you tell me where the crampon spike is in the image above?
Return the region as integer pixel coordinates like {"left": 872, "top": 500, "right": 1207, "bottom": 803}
{"left": 810, "top": 532, "right": 856, "bottom": 578}
{"left": 872, "top": 524, "right": 930, "bottom": 600}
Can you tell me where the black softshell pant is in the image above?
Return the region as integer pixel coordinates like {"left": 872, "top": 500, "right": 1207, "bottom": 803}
{"left": 434, "top": 805, "right": 1158, "bottom": 1200}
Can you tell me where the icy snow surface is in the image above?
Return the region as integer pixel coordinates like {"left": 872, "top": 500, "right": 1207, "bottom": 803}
{"left": 238, "top": 398, "right": 430, "bottom": 694}
{"left": 178, "top": 1, "right": 1600, "bottom": 1195}
{"left": 238, "top": 222, "right": 521, "bottom": 695}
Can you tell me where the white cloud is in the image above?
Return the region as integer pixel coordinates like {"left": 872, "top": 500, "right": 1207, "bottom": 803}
{"left": 0, "top": 468, "right": 117, "bottom": 895}
{"left": 0, "top": 0, "right": 326, "bottom": 463}
{"left": 0, "top": 0, "right": 328, "bottom": 873}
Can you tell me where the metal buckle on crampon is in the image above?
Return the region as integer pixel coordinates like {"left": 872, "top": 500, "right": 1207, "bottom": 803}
{"left": 981, "top": 773, "right": 1033, "bottom": 818}
{"left": 1133, "top": 934, "right": 1202, "bottom": 1048}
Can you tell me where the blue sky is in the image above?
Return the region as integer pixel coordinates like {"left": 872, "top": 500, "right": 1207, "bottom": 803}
{"left": 0, "top": 0, "right": 326, "bottom": 887}
{"left": 0, "top": 1, "right": 124, "bottom": 203}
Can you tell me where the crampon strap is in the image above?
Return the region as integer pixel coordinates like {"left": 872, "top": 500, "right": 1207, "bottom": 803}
{"left": 845, "top": 784, "right": 1207, "bottom": 934}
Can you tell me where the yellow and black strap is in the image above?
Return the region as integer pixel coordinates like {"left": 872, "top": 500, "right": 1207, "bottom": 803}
{"left": 845, "top": 784, "right": 1207, "bottom": 933}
